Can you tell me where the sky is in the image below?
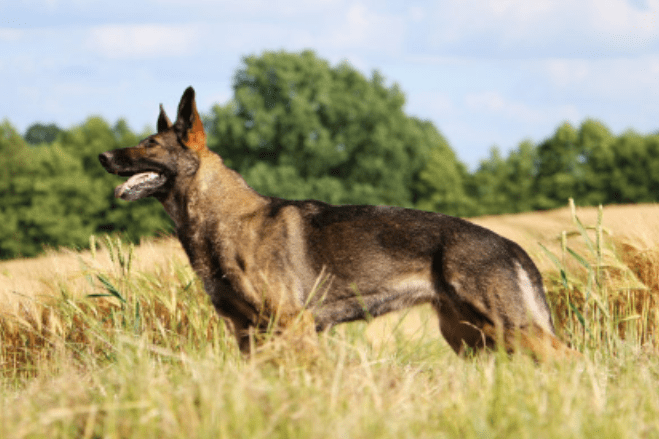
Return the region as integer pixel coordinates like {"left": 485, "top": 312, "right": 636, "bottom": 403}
{"left": 2, "top": 0, "right": 659, "bottom": 168}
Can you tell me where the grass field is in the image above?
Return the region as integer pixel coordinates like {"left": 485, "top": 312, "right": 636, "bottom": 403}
{"left": 1, "top": 202, "right": 659, "bottom": 438}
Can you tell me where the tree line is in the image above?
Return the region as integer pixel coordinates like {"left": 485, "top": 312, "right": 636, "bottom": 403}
{"left": 1, "top": 49, "right": 658, "bottom": 259}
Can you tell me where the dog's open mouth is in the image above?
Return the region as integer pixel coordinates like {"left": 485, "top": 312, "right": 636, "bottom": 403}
{"left": 115, "top": 172, "right": 167, "bottom": 201}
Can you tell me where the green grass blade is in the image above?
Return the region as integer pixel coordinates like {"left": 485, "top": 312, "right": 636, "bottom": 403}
{"left": 87, "top": 293, "right": 116, "bottom": 299}
{"left": 569, "top": 302, "right": 588, "bottom": 332}
{"left": 539, "top": 243, "right": 570, "bottom": 290}
{"left": 566, "top": 247, "right": 591, "bottom": 270}
{"left": 96, "top": 274, "right": 126, "bottom": 303}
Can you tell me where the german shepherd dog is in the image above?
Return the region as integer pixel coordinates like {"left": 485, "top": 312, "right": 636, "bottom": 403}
{"left": 99, "top": 87, "right": 576, "bottom": 360}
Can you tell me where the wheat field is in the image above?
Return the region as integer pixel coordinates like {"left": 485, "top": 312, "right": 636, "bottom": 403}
{"left": 1, "top": 202, "right": 659, "bottom": 438}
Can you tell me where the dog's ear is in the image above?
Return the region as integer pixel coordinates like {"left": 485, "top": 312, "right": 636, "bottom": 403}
{"left": 175, "top": 86, "right": 207, "bottom": 152}
{"left": 157, "top": 104, "right": 172, "bottom": 133}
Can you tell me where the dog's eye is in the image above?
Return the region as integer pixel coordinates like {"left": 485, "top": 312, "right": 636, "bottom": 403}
{"left": 145, "top": 139, "right": 158, "bottom": 148}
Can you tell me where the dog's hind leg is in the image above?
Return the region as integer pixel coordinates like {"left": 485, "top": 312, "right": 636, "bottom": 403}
{"left": 433, "top": 299, "right": 580, "bottom": 361}
{"left": 432, "top": 298, "right": 494, "bottom": 356}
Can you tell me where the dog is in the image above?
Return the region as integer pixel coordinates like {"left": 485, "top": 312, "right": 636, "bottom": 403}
{"left": 99, "top": 86, "right": 577, "bottom": 360}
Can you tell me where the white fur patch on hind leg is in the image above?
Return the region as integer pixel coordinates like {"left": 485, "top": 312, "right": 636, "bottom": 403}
{"left": 514, "top": 261, "right": 552, "bottom": 332}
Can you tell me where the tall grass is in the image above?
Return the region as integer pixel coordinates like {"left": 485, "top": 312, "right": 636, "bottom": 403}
{"left": 0, "top": 235, "right": 235, "bottom": 382}
{"left": 542, "top": 199, "right": 659, "bottom": 355}
{"left": 1, "top": 204, "right": 659, "bottom": 438}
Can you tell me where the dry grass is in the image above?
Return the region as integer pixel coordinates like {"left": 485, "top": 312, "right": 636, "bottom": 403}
{"left": 0, "top": 235, "right": 231, "bottom": 380}
{"left": 1, "top": 203, "right": 659, "bottom": 438}
{"left": 0, "top": 237, "right": 186, "bottom": 313}
{"left": 472, "top": 203, "right": 659, "bottom": 269}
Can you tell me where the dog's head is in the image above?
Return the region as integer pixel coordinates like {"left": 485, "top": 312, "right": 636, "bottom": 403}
{"left": 98, "top": 86, "right": 207, "bottom": 201}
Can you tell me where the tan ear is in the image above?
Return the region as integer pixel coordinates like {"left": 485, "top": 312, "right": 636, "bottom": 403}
{"left": 175, "top": 86, "right": 207, "bottom": 152}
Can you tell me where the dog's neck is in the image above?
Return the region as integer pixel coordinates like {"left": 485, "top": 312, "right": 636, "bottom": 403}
{"left": 160, "top": 151, "right": 267, "bottom": 230}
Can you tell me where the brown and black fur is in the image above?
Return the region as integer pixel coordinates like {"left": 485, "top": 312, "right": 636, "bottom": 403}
{"left": 99, "top": 87, "right": 577, "bottom": 360}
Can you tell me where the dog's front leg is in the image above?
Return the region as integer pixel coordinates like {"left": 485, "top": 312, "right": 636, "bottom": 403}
{"left": 222, "top": 317, "right": 254, "bottom": 353}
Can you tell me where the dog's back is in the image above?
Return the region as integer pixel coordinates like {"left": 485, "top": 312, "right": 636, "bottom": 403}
{"left": 257, "top": 199, "right": 558, "bottom": 356}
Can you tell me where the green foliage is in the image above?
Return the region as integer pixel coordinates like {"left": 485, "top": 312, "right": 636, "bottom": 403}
{"left": 416, "top": 123, "right": 474, "bottom": 216}
{"left": 2, "top": 123, "right": 101, "bottom": 257}
{"left": 0, "top": 120, "right": 30, "bottom": 257}
{"left": 24, "top": 122, "right": 62, "bottom": 145}
{"left": 208, "top": 49, "right": 456, "bottom": 208}
{"left": 464, "top": 140, "right": 538, "bottom": 216}
{"left": 465, "top": 119, "right": 659, "bottom": 215}
{"left": 606, "top": 130, "right": 656, "bottom": 204}
{"left": 3, "top": 144, "right": 100, "bottom": 256}
{"left": 533, "top": 122, "right": 583, "bottom": 210}
{"left": 0, "top": 118, "right": 172, "bottom": 259}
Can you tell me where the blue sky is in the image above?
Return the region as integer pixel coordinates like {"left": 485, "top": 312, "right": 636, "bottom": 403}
{"left": 2, "top": 0, "right": 659, "bottom": 168}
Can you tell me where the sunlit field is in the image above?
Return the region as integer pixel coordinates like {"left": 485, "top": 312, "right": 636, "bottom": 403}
{"left": 2, "top": 202, "right": 659, "bottom": 438}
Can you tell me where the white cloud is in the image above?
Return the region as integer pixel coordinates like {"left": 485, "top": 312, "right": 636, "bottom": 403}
{"left": 541, "top": 56, "right": 659, "bottom": 100}
{"left": 544, "top": 59, "right": 591, "bottom": 89}
{"left": 428, "top": 0, "right": 659, "bottom": 56}
{"left": 0, "top": 28, "right": 24, "bottom": 42}
{"left": 203, "top": 90, "right": 232, "bottom": 108}
{"left": 465, "top": 90, "right": 580, "bottom": 125}
{"left": 465, "top": 91, "right": 535, "bottom": 121}
{"left": 322, "top": 3, "right": 406, "bottom": 52}
{"left": 15, "top": 0, "right": 60, "bottom": 9}
{"left": 88, "top": 24, "right": 202, "bottom": 59}
{"left": 407, "top": 91, "right": 454, "bottom": 118}
{"left": 214, "top": 22, "right": 315, "bottom": 53}
{"left": 409, "top": 6, "right": 425, "bottom": 22}
{"left": 151, "top": 0, "right": 343, "bottom": 15}
{"left": 590, "top": 0, "right": 658, "bottom": 35}
{"left": 204, "top": 3, "right": 408, "bottom": 62}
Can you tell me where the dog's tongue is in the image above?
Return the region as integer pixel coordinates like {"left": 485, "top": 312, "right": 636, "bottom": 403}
{"left": 115, "top": 172, "right": 160, "bottom": 199}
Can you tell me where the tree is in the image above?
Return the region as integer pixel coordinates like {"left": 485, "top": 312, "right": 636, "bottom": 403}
{"left": 0, "top": 117, "right": 173, "bottom": 259}
{"left": 467, "top": 146, "right": 513, "bottom": 216}
{"left": 208, "top": 50, "right": 459, "bottom": 208}
{"left": 607, "top": 130, "right": 653, "bottom": 204}
{"left": 0, "top": 121, "right": 29, "bottom": 257}
{"left": 533, "top": 122, "right": 583, "bottom": 210}
{"left": 501, "top": 140, "right": 538, "bottom": 212}
{"left": 24, "top": 123, "right": 62, "bottom": 145}
{"left": 415, "top": 120, "right": 474, "bottom": 216}
{"left": 0, "top": 120, "right": 99, "bottom": 257}
{"left": 644, "top": 133, "right": 659, "bottom": 199}
{"left": 465, "top": 140, "right": 539, "bottom": 216}
{"left": 577, "top": 119, "right": 615, "bottom": 205}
